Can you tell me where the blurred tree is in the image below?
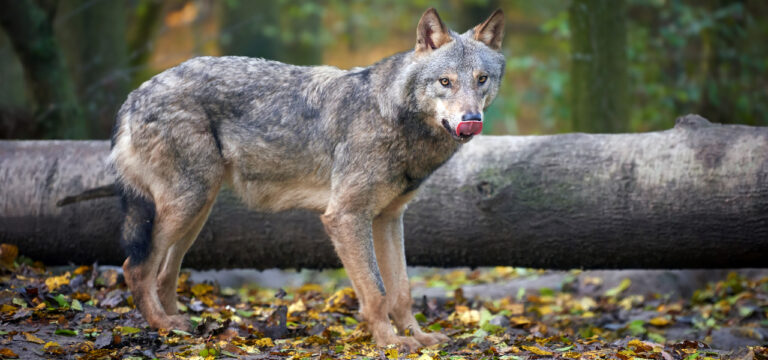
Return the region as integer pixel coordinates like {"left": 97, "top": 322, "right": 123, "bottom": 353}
{"left": 56, "top": 0, "right": 130, "bottom": 137}
{"left": 569, "top": 0, "right": 628, "bottom": 133}
{"left": 221, "top": 1, "right": 324, "bottom": 65}
{"left": 127, "top": 0, "right": 164, "bottom": 79}
{"left": 626, "top": 0, "right": 768, "bottom": 131}
{"left": 456, "top": 0, "right": 501, "bottom": 32}
{"left": 0, "top": 0, "right": 766, "bottom": 139}
{"left": 695, "top": 0, "right": 765, "bottom": 126}
{"left": 0, "top": 0, "right": 87, "bottom": 139}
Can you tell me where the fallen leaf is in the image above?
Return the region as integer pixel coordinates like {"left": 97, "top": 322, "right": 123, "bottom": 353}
{"left": 254, "top": 337, "right": 274, "bottom": 348}
{"left": 191, "top": 283, "right": 214, "bottom": 297}
{"left": 54, "top": 328, "right": 77, "bottom": 336}
{"left": 24, "top": 333, "right": 45, "bottom": 344}
{"left": 605, "top": 278, "right": 631, "bottom": 297}
{"left": 323, "top": 287, "right": 357, "bottom": 314}
{"left": 0, "top": 348, "right": 19, "bottom": 358}
{"left": 522, "top": 345, "right": 553, "bottom": 356}
{"left": 73, "top": 265, "right": 92, "bottom": 275}
{"left": 45, "top": 273, "right": 71, "bottom": 291}
{"left": 649, "top": 316, "right": 671, "bottom": 327}
{"left": 385, "top": 347, "right": 399, "bottom": 359}
{"left": 43, "top": 341, "right": 64, "bottom": 355}
{"left": 0, "top": 244, "right": 18, "bottom": 269}
{"left": 287, "top": 299, "right": 306, "bottom": 317}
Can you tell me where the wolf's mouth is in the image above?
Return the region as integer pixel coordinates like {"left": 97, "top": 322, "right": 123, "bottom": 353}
{"left": 442, "top": 119, "right": 480, "bottom": 142}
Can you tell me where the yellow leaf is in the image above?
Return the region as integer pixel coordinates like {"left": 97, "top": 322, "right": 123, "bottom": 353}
{"left": 254, "top": 337, "right": 274, "bottom": 348}
{"left": 73, "top": 265, "right": 92, "bottom": 275}
{"left": 385, "top": 347, "right": 399, "bottom": 359}
{"left": 0, "top": 243, "right": 18, "bottom": 268}
{"left": 649, "top": 317, "right": 671, "bottom": 327}
{"left": 113, "top": 306, "right": 132, "bottom": 314}
{"left": 509, "top": 316, "right": 532, "bottom": 327}
{"left": 323, "top": 287, "right": 357, "bottom": 314}
{"left": 43, "top": 341, "right": 63, "bottom": 355}
{"left": 306, "top": 309, "right": 320, "bottom": 320}
{"left": 287, "top": 299, "right": 306, "bottom": 317}
{"left": 619, "top": 349, "right": 637, "bottom": 357}
{"left": 459, "top": 309, "right": 480, "bottom": 325}
{"left": 563, "top": 351, "right": 582, "bottom": 358}
{"left": 522, "top": 345, "right": 553, "bottom": 356}
{"left": 24, "top": 333, "right": 45, "bottom": 344}
{"left": 628, "top": 339, "right": 653, "bottom": 352}
{"left": 535, "top": 305, "right": 553, "bottom": 316}
{"left": 0, "top": 347, "right": 19, "bottom": 358}
{"left": 297, "top": 283, "right": 323, "bottom": 293}
{"left": 191, "top": 283, "right": 214, "bottom": 297}
{"left": 579, "top": 297, "right": 598, "bottom": 311}
{"left": 45, "top": 273, "right": 71, "bottom": 291}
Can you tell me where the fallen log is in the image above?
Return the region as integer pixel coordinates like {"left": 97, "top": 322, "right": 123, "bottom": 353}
{"left": 1, "top": 115, "right": 767, "bottom": 269}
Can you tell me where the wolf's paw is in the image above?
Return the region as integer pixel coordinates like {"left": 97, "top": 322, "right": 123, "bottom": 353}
{"left": 379, "top": 335, "right": 423, "bottom": 354}
{"left": 167, "top": 315, "right": 192, "bottom": 331}
{"left": 414, "top": 331, "right": 450, "bottom": 346}
{"left": 150, "top": 315, "right": 191, "bottom": 332}
{"left": 147, "top": 314, "right": 191, "bottom": 332}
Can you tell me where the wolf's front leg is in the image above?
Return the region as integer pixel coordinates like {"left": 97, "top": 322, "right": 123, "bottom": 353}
{"left": 373, "top": 207, "right": 451, "bottom": 347}
{"left": 321, "top": 210, "right": 422, "bottom": 352}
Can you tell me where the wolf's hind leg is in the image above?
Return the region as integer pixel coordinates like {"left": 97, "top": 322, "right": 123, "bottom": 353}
{"left": 121, "top": 185, "right": 217, "bottom": 331}
{"left": 373, "top": 203, "right": 450, "bottom": 347}
{"left": 156, "top": 186, "right": 220, "bottom": 315}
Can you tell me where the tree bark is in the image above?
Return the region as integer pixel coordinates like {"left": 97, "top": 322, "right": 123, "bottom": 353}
{"left": 1, "top": 115, "right": 767, "bottom": 269}
{"left": 0, "top": 0, "right": 87, "bottom": 139}
{"left": 570, "top": 0, "right": 628, "bottom": 133}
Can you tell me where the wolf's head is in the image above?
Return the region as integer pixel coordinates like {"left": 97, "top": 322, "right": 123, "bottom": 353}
{"left": 403, "top": 8, "right": 506, "bottom": 143}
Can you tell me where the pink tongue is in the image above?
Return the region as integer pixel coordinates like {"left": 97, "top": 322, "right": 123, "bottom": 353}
{"left": 456, "top": 121, "right": 483, "bottom": 137}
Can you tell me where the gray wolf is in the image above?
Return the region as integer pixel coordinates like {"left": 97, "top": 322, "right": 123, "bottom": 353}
{"left": 110, "top": 8, "right": 505, "bottom": 350}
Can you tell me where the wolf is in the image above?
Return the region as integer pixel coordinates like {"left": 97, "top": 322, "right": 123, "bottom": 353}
{"left": 109, "top": 8, "right": 505, "bottom": 350}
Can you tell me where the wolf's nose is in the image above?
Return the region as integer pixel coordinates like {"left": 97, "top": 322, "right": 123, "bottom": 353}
{"left": 462, "top": 113, "right": 482, "bottom": 122}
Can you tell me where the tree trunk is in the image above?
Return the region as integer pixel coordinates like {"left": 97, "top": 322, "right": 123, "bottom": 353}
{"left": 55, "top": 0, "right": 130, "bottom": 138}
{"left": 0, "top": 0, "right": 87, "bottom": 139}
{"left": 570, "top": 0, "right": 628, "bottom": 133}
{"left": 1, "top": 115, "right": 767, "bottom": 270}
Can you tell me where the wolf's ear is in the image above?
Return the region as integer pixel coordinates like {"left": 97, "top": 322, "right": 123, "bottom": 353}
{"left": 473, "top": 9, "right": 505, "bottom": 50}
{"left": 415, "top": 8, "right": 452, "bottom": 53}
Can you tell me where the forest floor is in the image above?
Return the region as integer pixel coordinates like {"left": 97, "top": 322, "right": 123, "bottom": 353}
{"left": 1, "top": 243, "right": 767, "bottom": 360}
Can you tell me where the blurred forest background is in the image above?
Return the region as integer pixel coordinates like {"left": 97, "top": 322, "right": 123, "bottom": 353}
{"left": 0, "top": 0, "right": 766, "bottom": 140}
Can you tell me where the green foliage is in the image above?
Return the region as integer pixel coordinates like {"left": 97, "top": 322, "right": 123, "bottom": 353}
{"left": 627, "top": 0, "right": 768, "bottom": 130}
{"left": 1, "top": 0, "right": 766, "bottom": 138}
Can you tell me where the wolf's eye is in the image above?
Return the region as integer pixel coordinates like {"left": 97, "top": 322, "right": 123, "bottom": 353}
{"left": 439, "top": 78, "right": 451, "bottom": 87}
{"left": 478, "top": 75, "right": 488, "bottom": 84}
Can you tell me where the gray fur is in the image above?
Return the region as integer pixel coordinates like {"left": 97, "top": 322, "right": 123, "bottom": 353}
{"left": 110, "top": 8, "right": 505, "bottom": 347}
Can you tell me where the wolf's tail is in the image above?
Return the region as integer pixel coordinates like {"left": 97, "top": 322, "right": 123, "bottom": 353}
{"left": 56, "top": 183, "right": 118, "bottom": 206}
{"left": 117, "top": 181, "right": 156, "bottom": 266}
